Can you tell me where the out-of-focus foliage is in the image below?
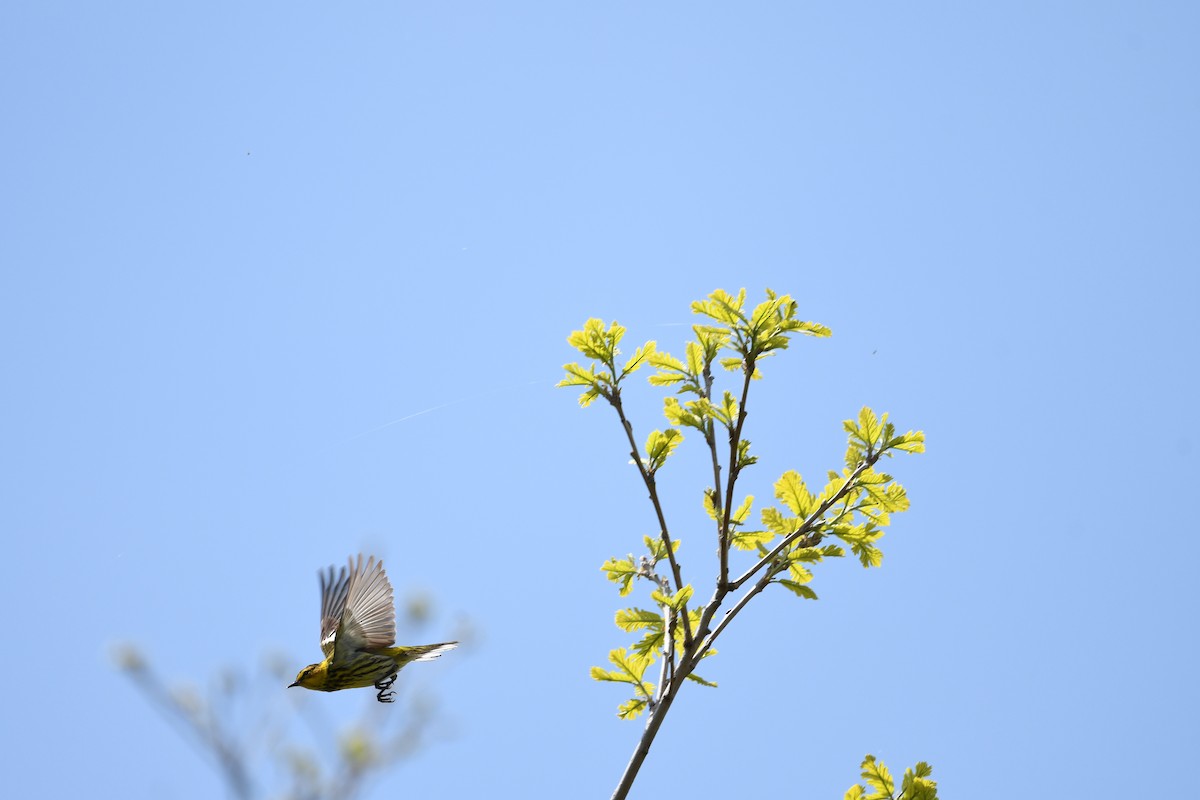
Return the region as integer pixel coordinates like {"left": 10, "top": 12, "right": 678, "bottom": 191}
{"left": 114, "top": 592, "right": 468, "bottom": 800}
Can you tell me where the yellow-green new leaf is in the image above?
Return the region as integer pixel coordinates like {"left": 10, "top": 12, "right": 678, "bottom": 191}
{"left": 731, "top": 529, "right": 774, "bottom": 551}
{"left": 834, "top": 523, "right": 885, "bottom": 568}
{"left": 590, "top": 665, "right": 633, "bottom": 684}
{"left": 644, "top": 428, "right": 683, "bottom": 471}
{"left": 861, "top": 754, "right": 894, "bottom": 798}
{"left": 684, "top": 339, "right": 705, "bottom": 376}
{"left": 778, "top": 579, "right": 818, "bottom": 600}
{"left": 693, "top": 324, "right": 731, "bottom": 360}
{"left": 558, "top": 362, "right": 610, "bottom": 407}
{"left": 786, "top": 561, "right": 813, "bottom": 584}
{"left": 820, "top": 543, "right": 846, "bottom": 558}
{"left": 663, "top": 397, "right": 705, "bottom": 430}
{"left": 794, "top": 320, "right": 832, "bottom": 338}
{"left": 731, "top": 494, "right": 754, "bottom": 525}
{"left": 601, "top": 557, "right": 638, "bottom": 596}
{"left": 786, "top": 547, "right": 823, "bottom": 564}
{"left": 761, "top": 506, "right": 797, "bottom": 537}
{"left": 557, "top": 361, "right": 596, "bottom": 388}
{"left": 651, "top": 584, "right": 694, "bottom": 611}
{"left": 648, "top": 350, "right": 688, "bottom": 387}
{"left": 737, "top": 438, "right": 757, "bottom": 468}
{"left": 567, "top": 318, "right": 626, "bottom": 362}
{"left": 775, "top": 470, "right": 815, "bottom": 517}
{"left": 719, "top": 391, "right": 738, "bottom": 427}
{"left": 692, "top": 288, "right": 747, "bottom": 325}
{"left": 844, "top": 786, "right": 865, "bottom": 800}
{"left": 685, "top": 673, "right": 718, "bottom": 688}
{"left": 621, "top": 340, "right": 656, "bottom": 378}
{"left": 900, "top": 764, "right": 939, "bottom": 800}
{"left": 608, "top": 647, "right": 653, "bottom": 686}
{"left": 617, "top": 697, "right": 649, "bottom": 720}
{"left": 615, "top": 608, "right": 663, "bottom": 633}
{"left": 885, "top": 429, "right": 926, "bottom": 454}
{"left": 631, "top": 629, "right": 665, "bottom": 658}
{"left": 643, "top": 535, "right": 682, "bottom": 563}
{"left": 860, "top": 407, "right": 883, "bottom": 445}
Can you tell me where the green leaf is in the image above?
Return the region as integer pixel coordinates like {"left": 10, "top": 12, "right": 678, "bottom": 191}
{"left": 601, "top": 557, "right": 638, "bottom": 596}
{"left": 786, "top": 560, "right": 813, "bottom": 584}
{"left": 643, "top": 535, "right": 681, "bottom": 563}
{"left": 651, "top": 584, "right": 694, "bottom": 611}
{"left": 589, "top": 666, "right": 632, "bottom": 684}
{"left": 557, "top": 362, "right": 611, "bottom": 407}
{"left": 614, "top": 608, "right": 663, "bottom": 632}
{"left": 647, "top": 350, "right": 688, "bottom": 387}
{"left": 567, "top": 318, "right": 626, "bottom": 362}
{"left": 775, "top": 470, "right": 815, "bottom": 517}
{"left": 694, "top": 325, "right": 731, "bottom": 362}
{"left": 885, "top": 429, "right": 926, "bottom": 454}
{"left": 736, "top": 438, "right": 757, "bottom": 469}
{"left": 631, "top": 629, "right": 664, "bottom": 658}
{"left": 858, "top": 407, "right": 882, "bottom": 449}
{"left": 846, "top": 756, "right": 935, "bottom": 800}
{"left": 607, "top": 647, "right": 653, "bottom": 687}
{"left": 900, "top": 764, "right": 939, "bottom": 800}
{"left": 786, "top": 547, "right": 823, "bottom": 564}
{"left": 685, "top": 672, "right": 718, "bottom": 688}
{"left": 644, "top": 428, "right": 683, "bottom": 471}
{"left": 833, "top": 523, "right": 885, "bottom": 568}
{"left": 617, "top": 697, "right": 648, "bottom": 720}
{"left": 762, "top": 506, "right": 797, "bottom": 537}
{"left": 777, "top": 580, "right": 818, "bottom": 600}
{"left": 702, "top": 489, "right": 720, "bottom": 521}
{"left": 861, "top": 754, "right": 894, "bottom": 798}
{"left": 692, "top": 288, "right": 747, "bottom": 326}
{"left": 730, "top": 529, "right": 774, "bottom": 551}
{"left": 731, "top": 494, "right": 754, "bottom": 525}
{"left": 684, "top": 340, "right": 705, "bottom": 377}
{"left": 794, "top": 319, "right": 832, "bottom": 338}
{"left": 720, "top": 391, "right": 738, "bottom": 427}
{"left": 719, "top": 356, "right": 744, "bottom": 372}
{"left": 621, "top": 340, "right": 656, "bottom": 378}
{"left": 556, "top": 361, "right": 596, "bottom": 388}
{"left": 662, "top": 397, "right": 705, "bottom": 430}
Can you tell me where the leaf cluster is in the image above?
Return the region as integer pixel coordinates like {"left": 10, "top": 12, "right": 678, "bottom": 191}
{"left": 844, "top": 755, "right": 938, "bottom": 800}
{"left": 558, "top": 288, "right": 924, "bottom": 729}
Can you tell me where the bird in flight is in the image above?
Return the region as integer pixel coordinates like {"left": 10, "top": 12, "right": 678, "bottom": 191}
{"left": 289, "top": 554, "right": 457, "bottom": 703}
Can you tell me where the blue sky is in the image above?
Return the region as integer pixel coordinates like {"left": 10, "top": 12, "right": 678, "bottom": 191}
{"left": 2, "top": 2, "right": 1197, "bottom": 797}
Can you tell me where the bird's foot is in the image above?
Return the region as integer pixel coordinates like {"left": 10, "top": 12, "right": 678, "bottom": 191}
{"left": 374, "top": 672, "right": 399, "bottom": 703}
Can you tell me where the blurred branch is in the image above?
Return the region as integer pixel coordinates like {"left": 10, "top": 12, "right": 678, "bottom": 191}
{"left": 113, "top": 644, "right": 252, "bottom": 800}
{"left": 114, "top": 592, "right": 469, "bottom": 800}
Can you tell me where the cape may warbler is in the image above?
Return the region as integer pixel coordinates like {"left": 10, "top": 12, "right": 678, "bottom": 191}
{"left": 289, "top": 554, "right": 456, "bottom": 703}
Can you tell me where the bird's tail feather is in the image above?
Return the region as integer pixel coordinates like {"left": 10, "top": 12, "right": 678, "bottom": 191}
{"left": 389, "top": 642, "right": 458, "bottom": 663}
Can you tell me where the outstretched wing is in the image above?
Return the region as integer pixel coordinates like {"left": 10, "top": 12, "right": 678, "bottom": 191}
{"left": 331, "top": 554, "right": 397, "bottom": 659}
{"left": 318, "top": 562, "right": 353, "bottom": 657}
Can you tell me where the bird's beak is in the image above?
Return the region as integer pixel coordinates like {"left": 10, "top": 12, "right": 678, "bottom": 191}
{"left": 288, "top": 681, "right": 299, "bottom": 688}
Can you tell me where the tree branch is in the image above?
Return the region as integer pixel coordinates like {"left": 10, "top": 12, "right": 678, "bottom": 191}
{"left": 717, "top": 358, "right": 756, "bottom": 588}
{"left": 730, "top": 455, "right": 878, "bottom": 591}
{"left": 610, "top": 685, "right": 680, "bottom": 800}
{"left": 611, "top": 393, "right": 693, "bottom": 645}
